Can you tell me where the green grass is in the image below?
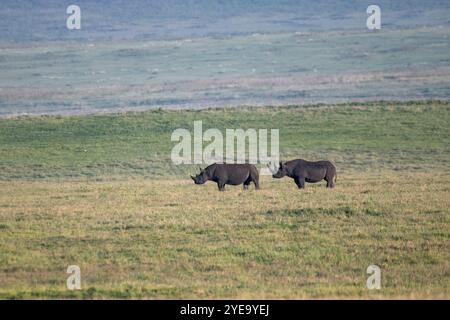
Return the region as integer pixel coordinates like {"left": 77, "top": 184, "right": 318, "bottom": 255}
{"left": 0, "top": 101, "right": 449, "bottom": 299}
{"left": 0, "top": 101, "right": 449, "bottom": 180}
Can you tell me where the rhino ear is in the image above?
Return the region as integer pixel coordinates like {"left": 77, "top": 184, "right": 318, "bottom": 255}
{"left": 279, "top": 161, "right": 283, "bottom": 169}
{"left": 199, "top": 167, "right": 203, "bottom": 172}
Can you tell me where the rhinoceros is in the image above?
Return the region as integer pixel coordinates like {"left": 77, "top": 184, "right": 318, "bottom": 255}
{"left": 271, "top": 159, "right": 337, "bottom": 189}
{"left": 191, "top": 163, "right": 260, "bottom": 191}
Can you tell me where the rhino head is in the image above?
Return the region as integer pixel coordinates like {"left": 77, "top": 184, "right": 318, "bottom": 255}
{"left": 191, "top": 167, "right": 209, "bottom": 184}
{"left": 271, "top": 161, "right": 288, "bottom": 178}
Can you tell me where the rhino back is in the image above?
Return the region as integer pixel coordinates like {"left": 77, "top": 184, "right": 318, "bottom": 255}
{"left": 215, "top": 164, "right": 252, "bottom": 184}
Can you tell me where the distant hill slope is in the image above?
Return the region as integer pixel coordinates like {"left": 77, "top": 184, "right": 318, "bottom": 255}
{"left": 1, "top": 0, "right": 450, "bottom": 43}
{"left": 1, "top": 27, "right": 449, "bottom": 116}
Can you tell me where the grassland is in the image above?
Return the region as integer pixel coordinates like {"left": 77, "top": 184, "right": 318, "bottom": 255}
{"left": 0, "top": 101, "right": 449, "bottom": 180}
{"left": 0, "top": 101, "right": 449, "bottom": 299}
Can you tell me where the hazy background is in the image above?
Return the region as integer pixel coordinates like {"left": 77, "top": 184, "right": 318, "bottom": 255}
{"left": 0, "top": 0, "right": 449, "bottom": 116}
{"left": 2, "top": 0, "right": 450, "bottom": 42}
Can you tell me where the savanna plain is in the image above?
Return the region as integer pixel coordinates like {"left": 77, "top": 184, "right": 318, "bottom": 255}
{"left": 0, "top": 101, "right": 449, "bottom": 299}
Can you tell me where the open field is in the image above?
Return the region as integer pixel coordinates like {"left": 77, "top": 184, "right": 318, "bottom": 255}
{"left": 0, "top": 173, "right": 449, "bottom": 299}
{"left": 0, "top": 101, "right": 449, "bottom": 299}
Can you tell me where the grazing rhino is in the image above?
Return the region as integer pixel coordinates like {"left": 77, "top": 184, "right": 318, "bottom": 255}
{"left": 271, "top": 159, "right": 337, "bottom": 189}
{"left": 191, "top": 163, "right": 260, "bottom": 191}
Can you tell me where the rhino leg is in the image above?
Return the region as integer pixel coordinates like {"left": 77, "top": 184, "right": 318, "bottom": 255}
{"left": 251, "top": 176, "right": 260, "bottom": 190}
{"left": 217, "top": 181, "right": 225, "bottom": 191}
{"left": 295, "top": 176, "right": 305, "bottom": 189}
{"left": 250, "top": 168, "right": 260, "bottom": 190}
{"left": 325, "top": 174, "right": 335, "bottom": 188}
{"left": 243, "top": 176, "right": 252, "bottom": 190}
